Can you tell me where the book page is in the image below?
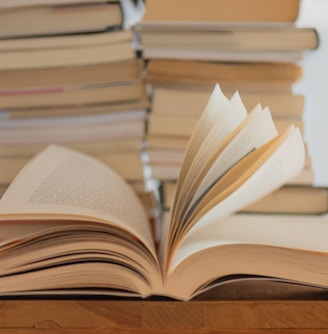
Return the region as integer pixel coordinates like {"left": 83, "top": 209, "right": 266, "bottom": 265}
{"left": 0, "top": 145, "right": 157, "bottom": 259}
{"left": 182, "top": 106, "right": 277, "bottom": 225}
{"left": 185, "top": 214, "right": 328, "bottom": 255}
{"left": 165, "top": 214, "right": 328, "bottom": 300}
{"left": 161, "top": 84, "right": 229, "bottom": 263}
{"left": 171, "top": 92, "right": 248, "bottom": 233}
{"left": 170, "top": 125, "right": 305, "bottom": 265}
{"left": 169, "top": 84, "right": 229, "bottom": 209}
{"left": 187, "top": 127, "right": 304, "bottom": 233}
{"left": 164, "top": 86, "right": 249, "bottom": 262}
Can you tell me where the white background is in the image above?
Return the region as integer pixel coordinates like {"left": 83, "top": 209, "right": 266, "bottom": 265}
{"left": 295, "top": 0, "right": 328, "bottom": 186}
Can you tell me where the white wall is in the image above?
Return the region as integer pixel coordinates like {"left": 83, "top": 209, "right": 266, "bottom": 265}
{"left": 294, "top": 0, "right": 328, "bottom": 186}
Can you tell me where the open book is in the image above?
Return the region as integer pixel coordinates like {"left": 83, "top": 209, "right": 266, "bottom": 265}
{"left": 0, "top": 84, "right": 319, "bottom": 301}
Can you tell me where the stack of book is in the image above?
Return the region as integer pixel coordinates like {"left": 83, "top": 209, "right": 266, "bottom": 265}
{"left": 136, "top": 0, "right": 324, "bottom": 217}
{"left": 0, "top": 0, "right": 150, "bottom": 198}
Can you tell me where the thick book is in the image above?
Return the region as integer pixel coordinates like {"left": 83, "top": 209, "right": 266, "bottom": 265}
{"left": 162, "top": 182, "right": 326, "bottom": 215}
{"left": 143, "top": 47, "right": 304, "bottom": 63}
{"left": 139, "top": 25, "right": 319, "bottom": 52}
{"left": 0, "top": 59, "right": 144, "bottom": 91}
{"left": 0, "top": 99, "right": 150, "bottom": 119}
{"left": 147, "top": 60, "right": 302, "bottom": 93}
{"left": 0, "top": 84, "right": 310, "bottom": 301}
{"left": 147, "top": 113, "right": 304, "bottom": 138}
{"left": 0, "top": 30, "right": 135, "bottom": 71}
{"left": 151, "top": 87, "right": 304, "bottom": 118}
{"left": 139, "top": 24, "right": 318, "bottom": 62}
{"left": 0, "top": 0, "right": 109, "bottom": 8}
{"left": 0, "top": 80, "right": 147, "bottom": 109}
{"left": 0, "top": 2, "right": 123, "bottom": 38}
{"left": 141, "top": 0, "right": 301, "bottom": 24}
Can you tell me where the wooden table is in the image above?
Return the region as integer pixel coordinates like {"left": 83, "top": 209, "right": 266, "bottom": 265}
{"left": 1, "top": 280, "right": 328, "bottom": 333}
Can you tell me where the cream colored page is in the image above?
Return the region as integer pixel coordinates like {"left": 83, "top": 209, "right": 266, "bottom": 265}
{"left": 188, "top": 106, "right": 277, "bottom": 212}
{"left": 169, "top": 126, "right": 305, "bottom": 268}
{"left": 171, "top": 84, "right": 229, "bottom": 201}
{"left": 170, "top": 213, "right": 328, "bottom": 272}
{"left": 0, "top": 145, "right": 156, "bottom": 257}
{"left": 170, "top": 90, "right": 246, "bottom": 222}
{"left": 161, "top": 84, "right": 229, "bottom": 259}
{"left": 172, "top": 92, "right": 248, "bottom": 225}
{"left": 180, "top": 92, "right": 248, "bottom": 194}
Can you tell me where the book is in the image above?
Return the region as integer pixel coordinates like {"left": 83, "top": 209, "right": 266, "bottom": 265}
{"left": 0, "top": 31, "right": 135, "bottom": 71}
{"left": 146, "top": 60, "right": 302, "bottom": 93}
{"left": 0, "top": 59, "right": 144, "bottom": 92}
{"left": 242, "top": 186, "right": 328, "bottom": 215}
{"left": 0, "top": 109, "right": 147, "bottom": 185}
{"left": 0, "top": 81, "right": 147, "bottom": 109}
{"left": 146, "top": 160, "right": 313, "bottom": 186}
{"left": 0, "top": 138, "right": 144, "bottom": 158}
{"left": 146, "top": 147, "right": 312, "bottom": 170}
{"left": 0, "top": 0, "right": 109, "bottom": 8}
{"left": 151, "top": 87, "right": 305, "bottom": 118}
{"left": 143, "top": 47, "right": 303, "bottom": 63}
{"left": 0, "top": 84, "right": 308, "bottom": 300}
{"left": 0, "top": 99, "right": 150, "bottom": 119}
{"left": 0, "top": 150, "right": 145, "bottom": 185}
{"left": 0, "top": 2, "right": 123, "bottom": 38}
{"left": 0, "top": 107, "right": 148, "bottom": 129}
{"left": 139, "top": 25, "right": 318, "bottom": 52}
{"left": 0, "top": 118, "right": 145, "bottom": 145}
{"left": 141, "top": 0, "right": 301, "bottom": 24}
{"left": 162, "top": 182, "right": 325, "bottom": 214}
{"left": 0, "top": 29, "right": 133, "bottom": 51}
{"left": 147, "top": 113, "right": 304, "bottom": 138}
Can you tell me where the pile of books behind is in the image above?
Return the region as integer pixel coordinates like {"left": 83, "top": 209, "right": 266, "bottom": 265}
{"left": 136, "top": 0, "right": 326, "bottom": 225}
{"left": 0, "top": 0, "right": 163, "bottom": 220}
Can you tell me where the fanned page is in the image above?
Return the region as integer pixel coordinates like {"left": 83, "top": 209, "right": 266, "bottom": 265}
{"left": 175, "top": 104, "right": 278, "bottom": 238}
{"left": 171, "top": 92, "right": 248, "bottom": 241}
{"left": 166, "top": 126, "right": 306, "bottom": 286}
{"left": 185, "top": 106, "right": 277, "bottom": 223}
{"left": 162, "top": 84, "right": 230, "bottom": 264}
{"left": 180, "top": 125, "right": 304, "bottom": 241}
{"left": 0, "top": 145, "right": 157, "bottom": 260}
{"left": 163, "top": 84, "right": 305, "bottom": 274}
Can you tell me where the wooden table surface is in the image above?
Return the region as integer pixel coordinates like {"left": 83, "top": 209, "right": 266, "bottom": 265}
{"left": 1, "top": 280, "right": 328, "bottom": 333}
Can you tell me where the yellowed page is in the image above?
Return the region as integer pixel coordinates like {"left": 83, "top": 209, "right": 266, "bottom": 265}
{"left": 168, "top": 89, "right": 246, "bottom": 228}
{"left": 0, "top": 145, "right": 157, "bottom": 259}
{"left": 179, "top": 214, "right": 328, "bottom": 260}
{"left": 161, "top": 84, "right": 229, "bottom": 264}
{"left": 168, "top": 125, "right": 305, "bottom": 271}
{"left": 185, "top": 106, "right": 278, "bottom": 221}
{"left": 168, "top": 84, "right": 228, "bottom": 211}
{"left": 170, "top": 92, "right": 247, "bottom": 248}
{"left": 170, "top": 92, "right": 248, "bottom": 236}
{"left": 165, "top": 214, "right": 328, "bottom": 300}
{"left": 188, "top": 127, "right": 304, "bottom": 232}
